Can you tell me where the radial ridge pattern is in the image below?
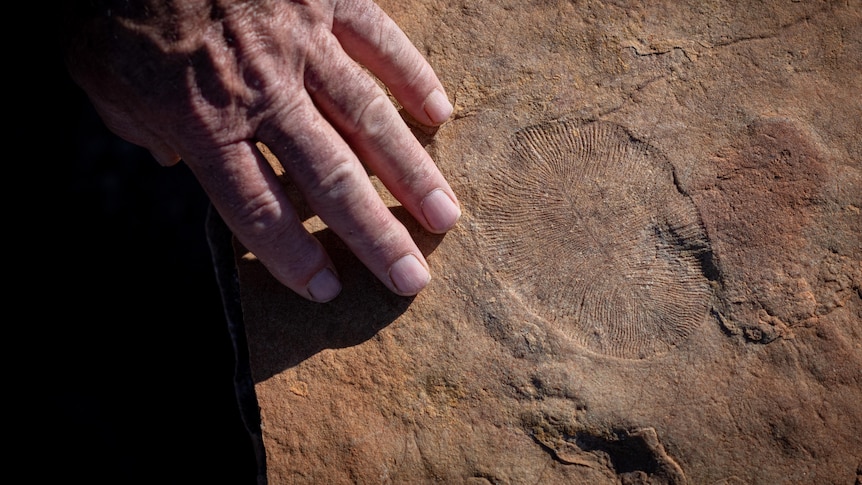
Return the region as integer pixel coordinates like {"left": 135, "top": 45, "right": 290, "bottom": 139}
{"left": 477, "top": 120, "right": 713, "bottom": 359}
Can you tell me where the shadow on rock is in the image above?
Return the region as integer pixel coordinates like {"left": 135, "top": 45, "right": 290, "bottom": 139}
{"left": 235, "top": 206, "right": 445, "bottom": 383}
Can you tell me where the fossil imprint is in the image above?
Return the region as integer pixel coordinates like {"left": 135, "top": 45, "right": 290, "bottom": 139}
{"left": 477, "top": 120, "right": 714, "bottom": 359}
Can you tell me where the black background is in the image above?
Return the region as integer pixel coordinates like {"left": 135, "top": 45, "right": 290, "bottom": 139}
{"left": 16, "top": 24, "right": 258, "bottom": 484}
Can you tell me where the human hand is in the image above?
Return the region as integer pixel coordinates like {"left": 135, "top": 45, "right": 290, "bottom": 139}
{"left": 62, "top": 0, "right": 460, "bottom": 302}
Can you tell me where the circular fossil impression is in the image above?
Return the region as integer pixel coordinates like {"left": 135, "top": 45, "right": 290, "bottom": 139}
{"left": 477, "top": 120, "right": 713, "bottom": 359}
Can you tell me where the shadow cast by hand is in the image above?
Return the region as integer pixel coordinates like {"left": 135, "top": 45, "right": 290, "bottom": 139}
{"left": 240, "top": 206, "right": 444, "bottom": 383}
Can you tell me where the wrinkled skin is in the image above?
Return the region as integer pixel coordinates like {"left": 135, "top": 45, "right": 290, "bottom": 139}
{"left": 62, "top": 0, "right": 460, "bottom": 302}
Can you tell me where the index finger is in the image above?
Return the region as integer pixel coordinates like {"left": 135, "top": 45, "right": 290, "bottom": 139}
{"left": 332, "top": 0, "right": 453, "bottom": 126}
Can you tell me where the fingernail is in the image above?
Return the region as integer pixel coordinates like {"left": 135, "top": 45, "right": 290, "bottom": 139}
{"left": 421, "top": 189, "right": 461, "bottom": 233}
{"left": 307, "top": 268, "right": 341, "bottom": 302}
{"left": 423, "top": 89, "right": 453, "bottom": 125}
{"left": 389, "top": 254, "right": 430, "bottom": 295}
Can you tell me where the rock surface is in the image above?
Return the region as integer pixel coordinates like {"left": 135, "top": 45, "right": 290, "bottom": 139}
{"left": 234, "top": 1, "right": 861, "bottom": 483}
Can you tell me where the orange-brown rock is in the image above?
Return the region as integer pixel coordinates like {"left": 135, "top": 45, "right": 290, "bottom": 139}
{"left": 232, "top": 1, "right": 862, "bottom": 483}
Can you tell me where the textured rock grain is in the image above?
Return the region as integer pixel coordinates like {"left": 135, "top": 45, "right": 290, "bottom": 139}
{"left": 235, "top": 1, "right": 862, "bottom": 483}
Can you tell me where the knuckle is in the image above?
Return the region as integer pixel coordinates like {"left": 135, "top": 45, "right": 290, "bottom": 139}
{"left": 366, "top": 218, "right": 407, "bottom": 258}
{"left": 230, "top": 188, "right": 297, "bottom": 246}
{"left": 349, "top": 93, "right": 397, "bottom": 142}
{"left": 389, "top": 47, "right": 428, "bottom": 93}
{"left": 306, "top": 158, "right": 363, "bottom": 211}
{"left": 396, "top": 152, "right": 436, "bottom": 188}
{"left": 229, "top": 190, "right": 323, "bottom": 287}
{"left": 375, "top": 25, "right": 406, "bottom": 63}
